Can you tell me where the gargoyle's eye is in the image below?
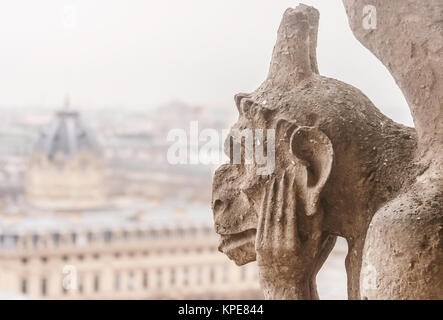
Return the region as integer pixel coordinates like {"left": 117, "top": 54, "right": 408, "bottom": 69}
{"left": 223, "top": 135, "right": 240, "bottom": 162}
{"left": 241, "top": 99, "right": 253, "bottom": 115}
{"left": 226, "top": 135, "right": 244, "bottom": 164}
{"left": 223, "top": 131, "right": 254, "bottom": 165}
{"left": 241, "top": 99, "right": 260, "bottom": 119}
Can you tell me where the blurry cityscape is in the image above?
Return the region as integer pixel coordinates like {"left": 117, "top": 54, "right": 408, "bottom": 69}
{"left": 0, "top": 100, "right": 347, "bottom": 299}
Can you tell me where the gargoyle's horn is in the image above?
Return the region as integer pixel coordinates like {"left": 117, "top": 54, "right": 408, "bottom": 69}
{"left": 267, "top": 5, "right": 320, "bottom": 87}
{"left": 305, "top": 5, "right": 320, "bottom": 75}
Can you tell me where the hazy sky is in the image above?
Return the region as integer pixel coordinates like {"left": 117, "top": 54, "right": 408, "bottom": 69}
{"left": 0, "top": 0, "right": 413, "bottom": 126}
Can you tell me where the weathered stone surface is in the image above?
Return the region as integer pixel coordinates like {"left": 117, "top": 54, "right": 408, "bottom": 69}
{"left": 211, "top": 2, "right": 442, "bottom": 300}
{"left": 342, "top": 0, "right": 443, "bottom": 168}
{"left": 342, "top": 0, "right": 443, "bottom": 300}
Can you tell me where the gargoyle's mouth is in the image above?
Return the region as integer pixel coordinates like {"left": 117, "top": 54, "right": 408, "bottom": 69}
{"left": 217, "top": 229, "right": 257, "bottom": 265}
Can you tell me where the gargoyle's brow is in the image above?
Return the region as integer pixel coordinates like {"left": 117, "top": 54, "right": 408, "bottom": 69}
{"left": 234, "top": 93, "right": 250, "bottom": 112}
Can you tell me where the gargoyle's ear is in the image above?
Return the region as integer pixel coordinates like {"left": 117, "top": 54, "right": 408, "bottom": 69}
{"left": 289, "top": 126, "right": 333, "bottom": 216}
{"left": 275, "top": 118, "right": 298, "bottom": 140}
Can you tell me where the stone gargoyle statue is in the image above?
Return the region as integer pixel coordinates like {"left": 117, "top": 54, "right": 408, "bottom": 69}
{"left": 211, "top": 3, "right": 442, "bottom": 300}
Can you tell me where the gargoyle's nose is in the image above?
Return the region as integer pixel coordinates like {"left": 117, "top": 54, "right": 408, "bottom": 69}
{"left": 212, "top": 198, "right": 229, "bottom": 234}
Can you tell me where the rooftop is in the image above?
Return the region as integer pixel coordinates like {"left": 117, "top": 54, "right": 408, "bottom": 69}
{"left": 33, "top": 107, "right": 101, "bottom": 160}
{"left": 0, "top": 199, "right": 213, "bottom": 236}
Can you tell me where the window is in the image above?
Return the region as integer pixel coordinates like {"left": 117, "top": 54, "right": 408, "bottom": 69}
{"left": 196, "top": 267, "right": 202, "bottom": 285}
{"left": 156, "top": 270, "right": 162, "bottom": 288}
{"left": 170, "top": 268, "right": 176, "bottom": 286}
{"left": 78, "top": 276, "right": 84, "bottom": 294}
{"left": 143, "top": 271, "right": 148, "bottom": 289}
{"left": 177, "top": 228, "right": 184, "bottom": 237}
{"left": 163, "top": 229, "right": 171, "bottom": 237}
{"left": 52, "top": 233, "right": 60, "bottom": 246}
{"left": 21, "top": 258, "right": 28, "bottom": 264}
{"left": 41, "top": 277, "right": 47, "bottom": 296}
{"left": 222, "top": 266, "right": 229, "bottom": 283}
{"left": 104, "top": 231, "right": 112, "bottom": 243}
{"left": 32, "top": 234, "right": 39, "bottom": 247}
{"left": 62, "top": 277, "right": 68, "bottom": 295}
{"left": 183, "top": 267, "right": 189, "bottom": 286}
{"left": 41, "top": 257, "right": 47, "bottom": 264}
{"left": 209, "top": 267, "right": 215, "bottom": 283}
{"left": 149, "top": 230, "right": 158, "bottom": 239}
{"left": 94, "top": 275, "right": 100, "bottom": 292}
{"left": 71, "top": 233, "right": 77, "bottom": 245}
{"left": 128, "top": 272, "right": 135, "bottom": 290}
{"left": 21, "top": 279, "right": 27, "bottom": 294}
{"left": 10, "top": 235, "right": 19, "bottom": 248}
{"left": 114, "top": 272, "right": 120, "bottom": 291}
{"left": 87, "top": 232, "right": 93, "bottom": 243}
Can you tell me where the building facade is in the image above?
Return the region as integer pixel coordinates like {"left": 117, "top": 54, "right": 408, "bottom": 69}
{"left": 0, "top": 106, "right": 261, "bottom": 299}
{"left": 0, "top": 222, "right": 260, "bottom": 299}
{"left": 25, "top": 108, "right": 106, "bottom": 210}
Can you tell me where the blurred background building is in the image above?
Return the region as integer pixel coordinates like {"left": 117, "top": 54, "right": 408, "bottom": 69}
{"left": 0, "top": 206, "right": 261, "bottom": 299}
{"left": 0, "top": 102, "right": 261, "bottom": 299}
{"left": 26, "top": 100, "right": 106, "bottom": 210}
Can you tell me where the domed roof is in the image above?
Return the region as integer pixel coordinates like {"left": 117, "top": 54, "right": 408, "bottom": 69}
{"left": 34, "top": 108, "right": 101, "bottom": 160}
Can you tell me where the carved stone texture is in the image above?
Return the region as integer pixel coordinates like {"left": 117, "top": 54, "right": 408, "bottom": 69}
{"left": 343, "top": 0, "right": 443, "bottom": 168}
{"left": 342, "top": 0, "right": 442, "bottom": 299}
{"left": 211, "top": 3, "right": 442, "bottom": 300}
